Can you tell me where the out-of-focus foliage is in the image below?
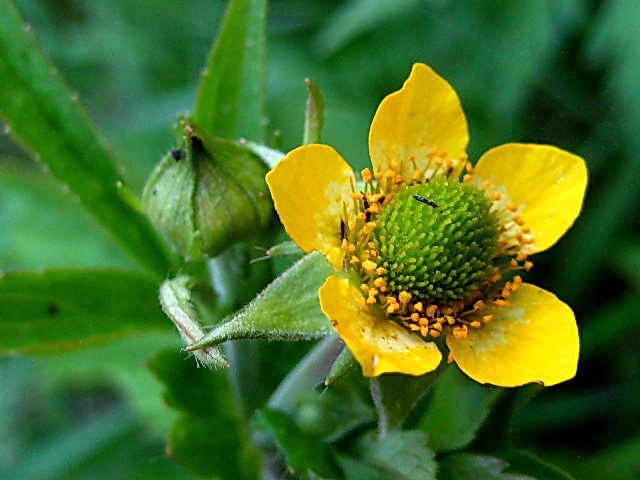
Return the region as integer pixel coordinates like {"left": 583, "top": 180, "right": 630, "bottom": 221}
{"left": 0, "top": 0, "right": 638, "bottom": 479}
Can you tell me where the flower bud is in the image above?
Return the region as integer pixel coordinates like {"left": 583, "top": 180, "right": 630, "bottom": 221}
{"left": 143, "top": 121, "right": 272, "bottom": 259}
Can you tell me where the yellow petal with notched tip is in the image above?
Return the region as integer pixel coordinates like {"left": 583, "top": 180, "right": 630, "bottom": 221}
{"left": 266, "top": 144, "right": 355, "bottom": 269}
{"left": 447, "top": 283, "right": 578, "bottom": 387}
{"left": 319, "top": 275, "right": 442, "bottom": 377}
{"left": 474, "top": 143, "right": 587, "bottom": 253}
{"left": 369, "top": 63, "right": 469, "bottom": 181}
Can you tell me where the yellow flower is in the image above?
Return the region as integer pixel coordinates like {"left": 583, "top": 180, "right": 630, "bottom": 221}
{"left": 266, "top": 64, "right": 587, "bottom": 387}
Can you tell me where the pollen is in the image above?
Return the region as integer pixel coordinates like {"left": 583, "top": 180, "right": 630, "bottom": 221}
{"left": 399, "top": 291, "right": 412, "bottom": 304}
{"left": 362, "top": 260, "right": 377, "bottom": 273}
{"left": 350, "top": 192, "right": 364, "bottom": 200}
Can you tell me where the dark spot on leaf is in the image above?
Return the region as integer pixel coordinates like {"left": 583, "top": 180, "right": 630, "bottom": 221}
{"left": 47, "top": 303, "right": 59, "bottom": 316}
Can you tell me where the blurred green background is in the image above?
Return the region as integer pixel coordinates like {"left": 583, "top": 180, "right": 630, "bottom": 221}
{"left": 0, "top": 0, "right": 638, "bottom": 479}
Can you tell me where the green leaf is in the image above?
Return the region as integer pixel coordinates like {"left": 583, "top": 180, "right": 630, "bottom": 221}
{"left": 0, "top": 1, "right": 172, "bottom": 277}
{"left": 193, "top": 0, "right": 267, "bottom": 142}
{"left": 148, "top": 350, "right": 259, "bottom": 480}
{"left": 437, "top": 453, "right": 532, "bottom": 480}
{"left": 502, "top": 450, "right": 575, "bottom": 480}
{"left": 303, "top": 78, "right": 325, "bottom": 145}
{"left": 0, "top": 269, "right": 169, "bottom": 354}
{"left": 158, "top": 276, "right": 229, "bottom": 369}
{"left": 254, "top": 408, "right": 340, "bottom": 478}
{"left": 188, "top": 252, "right": 333, "bottom": 350}
{"left": 347, "top": 430, "right": 437, "bottom": 480}
{"left": 370, "top": 366, "right": 443, "bottom": 435}
{"left": 418, "top": 365, "right": 500, "bottom": 452}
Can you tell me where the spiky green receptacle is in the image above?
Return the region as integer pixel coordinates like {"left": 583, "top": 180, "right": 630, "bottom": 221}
{"left": 374, "top": 177, "right": 500, "bottom": 304}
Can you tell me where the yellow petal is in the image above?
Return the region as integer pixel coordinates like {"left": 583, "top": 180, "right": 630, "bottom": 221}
{"left": 474, "top": 143, "right": 587, "bottom": 253}
{"left": 447, "top": 283, "right": 578, "bottom": 387}
{"left": 319, "top": 275, "right": 442, "bottom": 377}
{"left": 266, "top": 145, "right": 355, "bottom": 267}
{"left": 368, "top": 63, "right": 469, "bottom": 180}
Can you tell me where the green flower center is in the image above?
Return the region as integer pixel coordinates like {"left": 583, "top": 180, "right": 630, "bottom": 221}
{"left": 374, "top": 177, "right": 500, "bottom": 304}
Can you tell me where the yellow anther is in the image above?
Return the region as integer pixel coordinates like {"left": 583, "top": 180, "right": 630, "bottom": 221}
{"left": 374, "top": 171, "right": 384, "bottom": 180}
{"left": 363, "top": 222, "right": 377, "bottom": 234}
{"left": 356, "top": 212, "right": 367, "bottom": 221}
{"left": 434, "top": 149, "right": 446, "bottom": 158}
{"left": 490, "top": 271, "right": 502, "bottom": 282}
{"left": 360, "top": 284, "right": 369, "bottom": 292}
{"left": 501, "top": 287, "right": 511, "bottom": 298}
{"left": 516, "top": 252, "right": 527, "bottom": 262}
{"left": 361, "top": 168, "right": 372, "bottom": 183}
{"left": 430, "top": 329, "right": 441, "bottom": 338}
{"left": 513, "top": 275, "right": 522, "bottom": 285}
{"left": 385, "top": 169, "right": 395, "bottom": 178}
{"left": 447, "top": 352, "right": 455, "bottom": 364}
{"left": 390, "top": 159, "right": 399, "bottom": 170}
{"left": 366, "top": 296, "right": 377, "bottom": 304}
{"left": 465, "top": 162, "right": 474, "bottom": 173}
{"left": 398, "top": 291, "right": 412, "bottom": 303}
{"left": 494, "top": 299, "right": 508, "bottom": 307}
{"left": 445, "top": 315, "right": 456, "bottom": 325}
{"left": 365, "top": 205, "right": 379, "bottom": 214}
{"left": 386, "top": 296, "right": 397, "bottom": 304}
{"left": 432, "top": 322, "right": 443, "bottom": 332}
{"left": 483, "top": 180, "right": 491, "bottom": 189}
{"left": 411, "top": 169, "right": 422, "bottom": 181}
{"left": 367, "top": 193, "right": 383, "bottom": 203}
{"left": 348, "top": 220, "right": 356, "bottom": 231}
{"left": 419, "top": 317, "right": 429, "bottom": 326}
{"left": 341, "top": 239, "right": 350, "bottom": 251}
{"left": 463, "top": 174, "right": 473, "bottom": 183}
{"left": 524, "top": 261, "right": 533, "bottom": 271}
{"left": 369, "top": 249, "right": 379, "bottom": 259}
{"left": 386, "top": 304, "right": 398, "bottom": 314}
{"left": 408, "top": 153, "right": 415, "bottom": 161}
{"left": 434, "top": 157, "right": 444, "bottom": 165}
{"left": 452, "top": 325, "right": 468, "bottom": 340}
{"left": 513, "top": 215, "right": 525, "bottom": 226}
{"left": 426, "top": 305, "right": 438, "bottom": 317}
{"left": 350, "top": 192, "right": 364, "bottom": 200}
{"left": 395, "top": 175, "right": 403, "bottom": 184}
{"left": 491, "top": 193, "right": 502, "bottom": 201}
{"left": 376, "top": 267, "right": 387, "bottom": 275}
{"left": 410, "top": 312, "right": 420, "bottom": 321}
{"left": 362, "top": 260, "right": 377, "bottom": 273}
{"left": 483, "top": 315, "right": 494, "bottom": 323}
{"left": 510, "top": 258, "right": 518, "bottom": 267}
{"left": 420, "top": 326, "right": 429, "bottom": 337}
{"left": 410, "top": 324, "right": 420, "bottom": 331}
{"left": 522, "top": 227, "right": 531, "bottom": 234}
{"left": 441, "top": 305, "right": 453, "bottom": 315}
{"left": 350, "top": 255, "right": 360, "bottom": 264}
{"left": 367, "top": 241, "right": 375, "bottom": 248}
{"left": 414, "top": 302, "right": 423, "bottom": 312}
{"left": 373, "top": 277, "right": 386, "bottom": 288}
{"left": 473, "top": 300, "right": 485, "bottom": 310}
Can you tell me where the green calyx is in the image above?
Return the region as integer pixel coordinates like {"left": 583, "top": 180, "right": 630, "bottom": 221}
{"left": 374, "top": 177, "right": 499, "bottom": 303}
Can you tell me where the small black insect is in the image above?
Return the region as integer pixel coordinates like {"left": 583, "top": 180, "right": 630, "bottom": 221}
{"left": 340, "top": 219, "right": 346, "bottom": 239}
{"left": 413, "top": 195, "right": 438, "bottom": 208}
{"left": 170, "top": 149, "right": 182, "bottom": 161}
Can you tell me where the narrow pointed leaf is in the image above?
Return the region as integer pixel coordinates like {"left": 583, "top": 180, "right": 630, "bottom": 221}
{"left": 0, "top": 269, "right": 168, "bottom": 354}
{"left": 188, "top": 252, "right": 333, "bottom": 349}
{"left": 193, "top": 0, "right": 267, "bottom": 142}
{"left": 438, "top": 454, "right": 532, "bottom": 480}
{"left": 0, "top": 0, "right": 172, "bottom": 277}
{"left": 303, "top": 78, "right": 325, "bottom": 145}
{"left": 159, "top": 276, "right": 229, "bottom": 368}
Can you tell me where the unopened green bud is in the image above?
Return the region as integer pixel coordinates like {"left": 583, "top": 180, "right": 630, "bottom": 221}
{"left": 143, "top": 121, "right": 272, "bottom": 259}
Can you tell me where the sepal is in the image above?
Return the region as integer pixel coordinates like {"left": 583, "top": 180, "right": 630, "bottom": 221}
{"left": 187, "top": 252, "right": 333, "bottom": 350}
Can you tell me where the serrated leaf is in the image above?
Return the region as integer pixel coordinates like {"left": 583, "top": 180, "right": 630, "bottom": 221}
{"left": 0, "top": 269, "right": 168, "bottom": 354}
{"left": 438, "top": 453, "right": 532, "bottom": 480}
{"left": 188, "top": 252, "right": 333, "bottom": 349}
{"left": 254, "top": 408, "right": 340, "bottom": 478}
{"left": 148, "top": 350, "right": 259, "bottom": 479}
{"left": 0, "top": 0, "right": 172, "bottom": 277}
{"left": 370, "top": 366, "right": 443, "bottom": 435}
{"left": 352, "top": 430, "right": 436, "bottom": 480}
{"left": 418, "top": 365, "right": 500, "bottom": 452}
{"left": 193, "top": 0, "right": 267, "bottom": 142}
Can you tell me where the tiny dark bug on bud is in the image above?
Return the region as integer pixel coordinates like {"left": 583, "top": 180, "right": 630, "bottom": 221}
{"left": 170, "top": 149, "right": 182, "bottom": 161}
{"left": 413, "top": 195, "right": 438, "bottom": 208}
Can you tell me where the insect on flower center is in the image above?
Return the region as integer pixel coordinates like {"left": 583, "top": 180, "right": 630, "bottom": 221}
{"left": 374, "top": 177, "right": 500, "bottom": 303}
